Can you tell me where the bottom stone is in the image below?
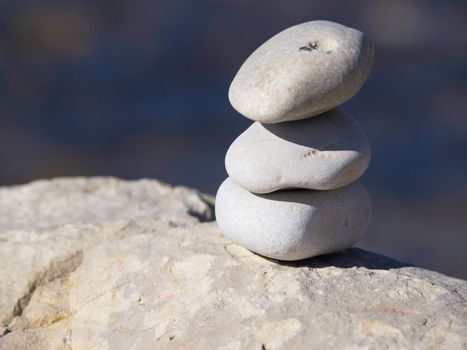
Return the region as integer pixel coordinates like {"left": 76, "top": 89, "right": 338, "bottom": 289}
{"left": 215, "top": 177, "right": 371, "bottom": 261}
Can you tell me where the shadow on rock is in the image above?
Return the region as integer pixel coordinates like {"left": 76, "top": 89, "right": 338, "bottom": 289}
{"left": 263, "top": 247, "right": 413, "bottom": 270}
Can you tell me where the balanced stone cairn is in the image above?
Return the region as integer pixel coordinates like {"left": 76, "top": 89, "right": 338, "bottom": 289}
{"left": 216, "top": 20, "right": 375, "bottom": 261}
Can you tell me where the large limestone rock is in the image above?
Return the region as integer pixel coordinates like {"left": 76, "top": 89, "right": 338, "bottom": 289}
{"left": 0, "top": 178, "right": 466, "bottom": 350}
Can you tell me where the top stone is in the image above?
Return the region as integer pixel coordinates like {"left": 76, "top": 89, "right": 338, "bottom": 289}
{"left": 229, "top": 20, "right": 375, "bottom": 123}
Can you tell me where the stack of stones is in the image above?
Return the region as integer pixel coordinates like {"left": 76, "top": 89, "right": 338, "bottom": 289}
{"left": 216, "top": 21, "right": 375, "bottom": 261}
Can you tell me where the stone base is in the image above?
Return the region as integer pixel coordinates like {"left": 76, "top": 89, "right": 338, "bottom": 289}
{"left": 0, "top": 178, "right": 466, "bottom": 349}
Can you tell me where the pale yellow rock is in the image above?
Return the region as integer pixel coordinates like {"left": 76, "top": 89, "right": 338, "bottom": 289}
{"left": 0, "top": 178, "right": 466, "bottom": 350}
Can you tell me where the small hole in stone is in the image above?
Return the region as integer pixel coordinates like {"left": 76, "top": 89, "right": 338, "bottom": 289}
{"left": 299, "top": 40, "right": 336, "bottom": 54}
{"left": 299, "top": 41, "right": 318, "bottom": 52}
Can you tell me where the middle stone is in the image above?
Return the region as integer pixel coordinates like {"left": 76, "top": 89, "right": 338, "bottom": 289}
{"left": 226, "top": 109, "right": 370, "bottom": 193}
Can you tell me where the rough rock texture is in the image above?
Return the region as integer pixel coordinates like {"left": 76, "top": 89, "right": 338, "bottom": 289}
{"left": 216, "top": 178, "right": 371, "bottom": 261}
{"left": 0, "top": 177, "right": 466, "bottom": 350}
{"left": 225, "top": 109, "right": 371, "bottom": 192}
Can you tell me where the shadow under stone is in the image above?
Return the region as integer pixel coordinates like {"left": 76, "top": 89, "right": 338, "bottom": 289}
{"left": 261, "top": 247, "right": 412, "bottom": 270}
{"left": 261, "top": 110, "right": 359, "bottom": 152}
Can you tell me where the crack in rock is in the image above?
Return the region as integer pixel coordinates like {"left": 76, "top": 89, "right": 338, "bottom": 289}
{"left": 187, "top": 194, "right": 215, "bottom": 222}
{"left": 1, "top": 251, "right": 83, "bottom": 336}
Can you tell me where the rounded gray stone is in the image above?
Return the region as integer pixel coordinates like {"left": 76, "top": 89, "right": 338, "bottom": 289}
{"left": 215, "top": 177, "right": 371, "bottom": 261}
{"left": 229, "top": 20, "right": 375, "bottom": 123}
{"left": 225, "top": 109, "right": 371, "bottom": 193}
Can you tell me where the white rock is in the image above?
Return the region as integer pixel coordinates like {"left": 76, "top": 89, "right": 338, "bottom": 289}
{"left": 0, "top": 177, "right": 214, "bottom": 330}
{"left": 229, "top": 20, "right": 375, "bottom": 123}
{"left": 215, "top": 177, "right": 371, "bottom": 261}
{"left": 226, "top": 109, "right": 370, "bottom": 193}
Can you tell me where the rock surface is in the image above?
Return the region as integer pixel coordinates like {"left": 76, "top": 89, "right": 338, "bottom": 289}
{"left": 1, "top": 177, "right": 466, "bottom": 350}
{"left": 216, "top": 177, "right": 371, "bottom": 260}
{"left": 229, "top": 20, "right": 374, "bottom": 123}
{"left": 225, "top": 109, "right": 371, "bottom": 192}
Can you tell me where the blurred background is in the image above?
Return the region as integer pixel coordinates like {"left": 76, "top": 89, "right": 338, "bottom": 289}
{"left": 0, "top": 1, "right": 466, "bottom": 278}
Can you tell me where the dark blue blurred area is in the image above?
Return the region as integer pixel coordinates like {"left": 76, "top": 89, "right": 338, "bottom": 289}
{"left": 1, "top": 1, "right": 466, "bottom": 278}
